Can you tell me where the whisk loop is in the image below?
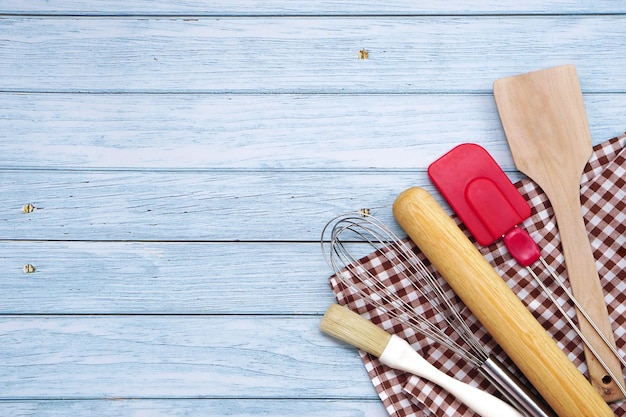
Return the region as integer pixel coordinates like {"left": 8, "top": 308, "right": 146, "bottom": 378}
{"left": 322, "top": 212, "right": 557, "bottom": 417}
{"left": 323, "top": 213, "right": 485, "bottom": 367}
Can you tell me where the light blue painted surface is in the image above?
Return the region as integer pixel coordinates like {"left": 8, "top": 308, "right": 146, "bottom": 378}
{"left": 1, "top": 2, "right": 625, "bottom": 416}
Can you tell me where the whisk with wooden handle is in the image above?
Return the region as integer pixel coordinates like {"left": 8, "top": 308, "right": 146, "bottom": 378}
{"left": 321, "top": 304, "right": 524, "bottom": 417}
{"left": 321, "top": 213, "right": 556, "bottom": 417}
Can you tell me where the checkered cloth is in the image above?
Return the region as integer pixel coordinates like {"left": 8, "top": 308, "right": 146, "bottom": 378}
{"left": 329, "top": 133, "right": 626, "bottom": 416}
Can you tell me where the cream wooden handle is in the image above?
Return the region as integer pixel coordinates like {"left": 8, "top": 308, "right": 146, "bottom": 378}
{"left": 392, "top": 187, "right": 613, "bottom": 417}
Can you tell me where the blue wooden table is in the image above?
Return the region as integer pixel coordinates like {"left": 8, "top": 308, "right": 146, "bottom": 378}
{"left": 1, "top": 2, "right": 625, "bottom": 415}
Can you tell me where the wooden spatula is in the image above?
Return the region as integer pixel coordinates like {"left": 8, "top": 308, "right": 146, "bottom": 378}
{"left": 493, "top": 64, "right": 624, "bottom": 401}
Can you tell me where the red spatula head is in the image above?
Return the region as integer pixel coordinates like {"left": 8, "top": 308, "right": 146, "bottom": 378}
{"left": 428, "top": 143, "right": 530, "bottom": 246}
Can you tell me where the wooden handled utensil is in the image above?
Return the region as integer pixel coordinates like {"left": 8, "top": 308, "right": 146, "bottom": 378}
{"left": 493, "top": 64, "right": 624, "bottom": 401}
{"left": 393, "top": 187, "right": 613, "bottom": 417}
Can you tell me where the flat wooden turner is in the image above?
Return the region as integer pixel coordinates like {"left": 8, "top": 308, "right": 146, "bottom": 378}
{"left": 493, "top": 64, "right": 624, "bottom": 401}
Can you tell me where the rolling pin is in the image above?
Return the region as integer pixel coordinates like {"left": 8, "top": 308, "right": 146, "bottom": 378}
{"left": 393, "top": 187, "right": 613, "bottom": 417}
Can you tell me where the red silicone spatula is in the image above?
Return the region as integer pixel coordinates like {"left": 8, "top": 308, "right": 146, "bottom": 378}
{"left": 428, "top": 143, "right": 530, "bottom": 247}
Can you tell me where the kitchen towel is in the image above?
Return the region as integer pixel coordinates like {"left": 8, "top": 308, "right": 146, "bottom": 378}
{"left": 329, "top": 133, "right": 626, "bottom": 416}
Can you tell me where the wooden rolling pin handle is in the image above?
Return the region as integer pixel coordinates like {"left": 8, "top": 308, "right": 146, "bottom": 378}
{"left": 392, "top": 187, "right": 613, "bottom": 417}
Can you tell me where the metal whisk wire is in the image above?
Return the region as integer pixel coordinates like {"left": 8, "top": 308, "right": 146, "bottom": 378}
{"left": 321, "top": 212, "right": 488, "bottom": 368}
{"left": 322, "top": 212, "right": 560, "bottom": 417}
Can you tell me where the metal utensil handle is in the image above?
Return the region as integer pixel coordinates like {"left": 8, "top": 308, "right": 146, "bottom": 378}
{"left": 480, "top": 356, "right": 557, "bottom": 417}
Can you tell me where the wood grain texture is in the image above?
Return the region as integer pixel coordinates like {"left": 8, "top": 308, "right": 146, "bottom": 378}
{"left": 0, "top": 241, "right": 338, "bottom": 314}
{"left": 1, "top": 1, "right": 625, "bottom": 15}
{"left": 1, "top": 93, "right": 623, "bottom": 170}
{"left": 1, "top": 17, "right": 626, "bottom": 93}
{"left": 0, "top": 316, "right": 374, "bottom": 398}
{"left": 3, "top": 2, "right": 626, "bottom": 416}
{"left": 0, "top": 399, "right": 387, "bottom": 417}
{"left": 0, "top": 171, "right": 455, "bottom": 241}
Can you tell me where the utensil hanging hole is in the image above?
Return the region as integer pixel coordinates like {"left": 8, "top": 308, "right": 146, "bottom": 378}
{"left": 602, "top": 375, "right": 612, "bottom": 384}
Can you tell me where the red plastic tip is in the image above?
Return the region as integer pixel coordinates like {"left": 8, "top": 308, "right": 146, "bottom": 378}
{"left": 503, "top": 227, "right": 541, "bottom": 267}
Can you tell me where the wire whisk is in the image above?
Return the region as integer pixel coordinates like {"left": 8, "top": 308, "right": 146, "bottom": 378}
{"left": 321, "top": 212, "right": 556, "bottom": 417}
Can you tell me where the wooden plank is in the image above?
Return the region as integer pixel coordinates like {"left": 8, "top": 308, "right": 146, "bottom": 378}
{"left": 0, "top": 399, "right": 387, "bottom": 417}
{"left": 0, "top": 241, "right": 343, "bottom": 314}
{"left": 0, "top": 316, "right": 376, "bottom": 399}
{"left": 1, "top": 93, "right": 623, "bottom": 170}
{"left": 1, "top": 171, "right": 483, "bottom": 241}
{"left": 1, "top": 0, "right": 624, "bottom": 16}
{"left": 1, "top": 17, "right": 626, "bottom": 93}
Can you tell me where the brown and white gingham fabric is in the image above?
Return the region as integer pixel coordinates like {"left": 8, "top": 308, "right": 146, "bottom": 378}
{"left": 329, "top": 133, "right": 626, "bottom": 416}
